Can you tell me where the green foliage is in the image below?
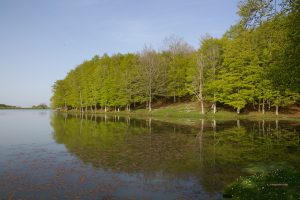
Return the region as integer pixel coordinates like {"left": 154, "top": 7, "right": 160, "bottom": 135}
{"left": 224, "top": 168, "right": 300, "bottom": 199}
{"left": 32, "top": 103, "right": 48, "bottom": 109}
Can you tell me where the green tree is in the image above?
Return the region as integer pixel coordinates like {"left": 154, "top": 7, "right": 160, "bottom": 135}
{"left": 137, "top": 47, "right": 167, "bottom": 111}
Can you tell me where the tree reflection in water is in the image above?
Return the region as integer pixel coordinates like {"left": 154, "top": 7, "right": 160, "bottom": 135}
{"left": 51, "top": 113, "right": 300, "bottom": 194}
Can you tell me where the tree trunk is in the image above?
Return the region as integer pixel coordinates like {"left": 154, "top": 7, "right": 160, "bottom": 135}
{"left": 173, "top": 94, "right": 176, "bottom": 103}
{"left": 237, "top": 108, "right": 240, "bottom": 114}
{"left": 213, "top": 102, "right": 216, "bottom": 114}
{"left": 200, "top": 101, "right": 204, "bottom": 115}
{"left": 80, "top": 91, "right": 83, "bottom": 113}
{"left": 199, "top": 97, "right": 204, "bottom": 115}
{"left": 276, "top": 105, "right": 279, "bottom": 115}
{"left": 262, "top": 98, "right": 265, "bottom": 114}
{"left": 197, "top": 54, "right": 205, "bottom": 115}
{"left": 148, "top": 78, "right": 152, "bottom": 112}
{"left": 213, "top": 94, "right": 216, "bottom": 114}
{"left": 149, "top": 97, "right": 152, "bottom": 112}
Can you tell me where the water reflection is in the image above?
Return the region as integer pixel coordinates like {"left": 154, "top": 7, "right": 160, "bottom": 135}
{"left": 0, "top": 110, "right": 299, "bottom": 199}
{"left": 51, "top": 113, "right": 300, "bottom": 194}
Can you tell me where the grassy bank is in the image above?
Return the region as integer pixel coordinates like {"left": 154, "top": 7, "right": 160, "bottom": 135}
{"left": 60, "top": 102, "right": 300, "bottom": 125}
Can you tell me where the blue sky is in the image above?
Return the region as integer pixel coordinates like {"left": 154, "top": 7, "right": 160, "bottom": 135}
{"left": 0, "top": 0, "right": 240, "bottom": 107}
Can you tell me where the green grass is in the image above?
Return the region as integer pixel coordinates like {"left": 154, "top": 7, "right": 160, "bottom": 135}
{"left": 131, "top": 102, "right": 299, "bottom": 121}
{"left": 223, "top": 164, "right": 300, "bottom": 200}
{"left": 62, "top": 102, "right": 300, "bottom": 125}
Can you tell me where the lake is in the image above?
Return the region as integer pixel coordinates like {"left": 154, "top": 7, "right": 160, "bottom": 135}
{"left": 0, "top": 110, "right": 299, "bottom": 199}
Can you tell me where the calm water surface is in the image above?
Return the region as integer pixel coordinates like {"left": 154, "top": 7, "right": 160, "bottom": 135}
{"left": 0, "top": 110, "right": 299, "bottom": 199}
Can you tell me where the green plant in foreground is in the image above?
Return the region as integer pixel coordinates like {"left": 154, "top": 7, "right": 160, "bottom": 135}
{"left": 223, "top": 168, "right": 300, "bottom": 200}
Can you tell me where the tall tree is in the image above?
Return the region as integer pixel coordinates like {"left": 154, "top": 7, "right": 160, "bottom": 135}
{"left": 186, "top": 52, "right": 206, "bottom": 114}
{"left": 200, "top": 36, "right": 222, "bottom": 114}
{"left": 163, "top": 35, "right": 194, "bottom": 102}
{"left": 138, "top": 47, "right": 167, "bottom": 111}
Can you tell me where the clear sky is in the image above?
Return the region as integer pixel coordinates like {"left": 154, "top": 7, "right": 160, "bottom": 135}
{"left": 0, "top": 0, "right": 240, "bottom": 107}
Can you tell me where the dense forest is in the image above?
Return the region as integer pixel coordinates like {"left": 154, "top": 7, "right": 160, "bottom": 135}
{"left": 51, "top": 0, "right": 300, "bottom": 114}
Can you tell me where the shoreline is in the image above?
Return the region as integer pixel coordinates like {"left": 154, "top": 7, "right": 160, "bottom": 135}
{"left": 55, "top": 107, "right": 300, "bottom": 126}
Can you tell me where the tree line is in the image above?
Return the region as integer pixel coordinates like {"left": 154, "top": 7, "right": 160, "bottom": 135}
{"left": 51, "top": 0, "right": 300, "bottom": 114}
